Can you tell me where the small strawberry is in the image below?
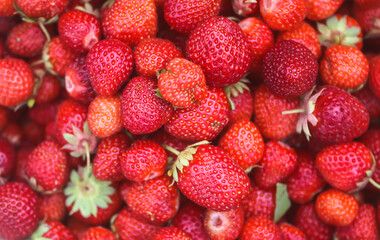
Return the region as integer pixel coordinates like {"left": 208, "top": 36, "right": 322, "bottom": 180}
{"left": 122, "top": 76, "right": 174, "bottom": 134}
{"left": 151, "top": 226, "right": 192, "bottom": 240}
{"left": 307, "top": 0, "right": 344, "bottom": 21}
{"left": 82, "top": 227, "right": 116, "bottom": 240}
{"left": 369, "top": 55, "right": 380, "bottom": 99}
{"left": 86, "top": 39, "right": 134, "bottom": 96}
{"left": 30, "top": 221, "right": 76, "bottom": 240}
{"left": 34, "top": 73, "right": 61, "bottom": 105}
{"left": 186, "top": 16, "right": 251, "bottom": 87}
{"left": 232, "top": 0, "right": 259, "bottom": 17}
{"left": 241, "top": 183, "right": 276, "bottom": 220}
{"left": 204, "top": 207, "right": 244, "bottom": 240}
{"left": 0, "top": 137, "right": 15, "bottom": 184}
{"left": 39, "top": 192, "right": 67, "bottom": 222}
{"left": 315, "top": 189, "right": 359, "bottom": 226}
{"left": 163, "top": 0, "right": 221, "bottom": 34}
{"left": 1, "top": 122, "right": 23, "bottom": 146}
{"left": 0, "top": 182, "right": 39, "bottom": 240}
{"left": 239, "top": 216, "right": 281, "bottom": 240}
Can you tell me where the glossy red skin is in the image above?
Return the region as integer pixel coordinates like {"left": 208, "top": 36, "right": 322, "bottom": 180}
{"left": 240, "top": 216, "right": 281, "bottom": 240}
{"left": 352, "top": 83, "right": 380, "bottom": 118}
{"left": 0, "top": 137, "right": 15, "bottom": 183}
{"left": 279, "top": 224, "right": 307, "bottom": 240}
{"left": 307, "top": 0, "right": 344, "bottom": 21}
{"left": 369, "top": 56, "right": 380, "bottom": 99}
{"left": 82, "top": 227, "right": 116, "bottom": 240}
{"left": 241, "top": 183, "right": 276, "bottom": 220}
{"left": 39, "top": 192, "right": 67, "bottom": 222}
{"left": 42, "top": 221, "right": 76, "bottom": 240}
{"left": 151, "top": 226, "right": 192, "bottom": 240}
{"left": 359, "top": 129, "right": 380, "bottom": 191}
{"left": 35, "top": 73, "right": 61, "bottom": 104}
{"left": 1, "top": 122, "right": 23, "bottom": 146}
{"left": 186, "top": 16, "right": 251, "bottom": 87}
{"left": 0, "top": 182, "right": 39, "bottom": 240}
{"left": 0, "top": 0, "right": 15, "bottom": 16}
{"left": 204, "top": 207, "right": 244, "bottom": 240}
{"left": 15, "top": 0, "right": 69, "bottom": 19}
{"left": 227, "top": 87, "right": 254, "bottom": 128}
{"left": 45, "top": 36, "right": 78, "bottom": 76}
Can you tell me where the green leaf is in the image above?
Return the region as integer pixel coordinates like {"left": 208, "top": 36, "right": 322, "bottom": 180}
{"left": 274, "top": 183, "right": 291, "bottom": 223}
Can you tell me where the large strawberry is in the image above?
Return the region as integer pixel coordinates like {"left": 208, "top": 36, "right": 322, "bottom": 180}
{"left": 240, "top": 216, "right": 281, "bottom": 240}
{"left": 0, "top": 137, "right": 15, "bottom": 184}
{"left": 204, "top": 207, "right": 244, "bottom": 240}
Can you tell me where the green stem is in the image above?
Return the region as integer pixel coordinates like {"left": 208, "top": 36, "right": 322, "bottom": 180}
{"left": 83, "top": 141, "right": 91, "bottom": 169}
{"left": 161, "top": 144, "right": 180, "bottom": 156}
{"left": 369, "top": 178, "right": 380, "bottom": 190}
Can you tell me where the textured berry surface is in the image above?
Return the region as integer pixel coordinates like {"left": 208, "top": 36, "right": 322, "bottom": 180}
{"left": 240, "top": 216, "right": 281, "bottom": 240}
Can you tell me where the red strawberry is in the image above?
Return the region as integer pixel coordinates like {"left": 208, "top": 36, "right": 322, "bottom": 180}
{"left": 0, "top": 0, "right": 15, "bottom": 16}
{"left": 352, "top": 1, "right": 380, "bottom": 35}
{"left": 6, "top": 22, "right": 46, "bottom": 58}
{"left": 186, "top": 16, "right": 251, "bottom": 87}
{"left": 102, "top": 0, "right": 157, "bottom": 47}
{"left": 352, "top": 83, "right": 380, "bottom": 118}
{"left": 239, "top": 216, "right": 281, "bottom": 240}
{"left": 39, "top": 192, "right": 67, "bottom": 222}
{"left": 164, "top": 87, "right": 229, "bottom": 142}
{"left": 66, "top": 217, "right": 91, "bottom": 240}
{"left": 262, "top": 40, "right": 318, "bottom": 98}
{"left": 58, "top": 9, "right": 100, "bottom": 53}
{"left": 25, "top": 140, "right": 69, "bottom": 192}
{"left": 369, "top": 55, "right": 380, "bottom": 99}
{"left": 158, "top": 58, "right": 207, "bottom": 108}
{"left": 93, "top": 133, "right": 131, "bottom": 182}
{"left": 0, "top": 58, "right": 34, "bottom": 107}
{"left": 163, "top": 0, "right": 221, "bottom": 34}
{"left": 34, "top": 73, "right": 60, "bottom": 104}
{"left": 31, "top": 221, "right": 75, "bottom": 240}
{"left": 126, "top": 175, "right": 179, "bottom": 223}
{"left": 241, "top": 183, "right": 276, "bottom": 220}
{"left": 253, "top": 84, "right": 300, "bottom": 140}
{"left": 86, "top": 39, "right": 133, "bottom": 96}
{"left": 134, "top": 38, "right": 183, "bottom": 79}
{"left": 82, "top": 227, "right": 116, "bottom": 240}
{"left": 232, "top": 0, "right": 258, "bottom": 17}
{"left": 315, "top": 189, "right": 359, "bottom": 227}
{"left": 121, "top": 139, "right": 167, "bottom": 182}
{"left": 15, "top": 0, "right": 69, "bottom": 19}
{"left": 0, "top": 182, "right": 39, "bottom": 240}
{"left": 1, "top": 122, "right": 23, "bottom": 146}
{"left": 260, "top": 0, "right": 309, "bottom": 31}
{"left": 122, "top": 76, "right": 174, "bottom": 134}
{"left": 169, "top": 144, "right": 250, "bottom": 211}
{"left": 204, "top": 207, "right": 244, "bottom": 240}
{"left": 307, "top": 0, "right": 344, "bottom": 21}
{"left": 151, "top": 226, "right": 192, "bottom": 240}
{"left": 359, "top": 129, "right": 380, "bottom": 191}
{"left": 279, "top": 223, "right": 307, "bottom": 240}
{"left": 0, "top": 137, "right": 15, "bottom": 184}
{"left": 28, "top": 101, "right": 60, "bottom": 126}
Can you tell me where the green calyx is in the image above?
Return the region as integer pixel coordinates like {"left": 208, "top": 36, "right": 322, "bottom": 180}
{"left": 224, "top": 78, "right": 250, "bottom": 111}
{"left": 273, "top": 183, "right": 291, "bottom": 223}
{"left": 64, "top": 166, "right": 115, "bottom": 218}
{"left": 30, "top": 223, "right": 52, "bottom": 240}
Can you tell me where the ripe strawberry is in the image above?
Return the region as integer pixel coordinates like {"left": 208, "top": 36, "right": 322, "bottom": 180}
{"left": 169, "top": 144, "right": 250, "bottom": 211}
{"left": 352, "top": 83, "right": 380, "bottom": 118}
{"left": 277, "top": 21, "right": 321, "bottom": 59}
{"left": 239, "top": 216, "right": 281, "bottom": 240}
{"left": 34, "top": 73, "right": 60, "bottom": 104}
{"left": 151, "top": 226, "right": 192, "bottom": 240}
{"left": 254, "top": 140, "right": 297, "bottom": 188}
{"left": 102, "top": 0, "right": 157, "bottom": 47}
{"left": 204, "top": 207, "right": 244, "bottom": 240}
{"left": 307, "top": 0, "right": 344, "bottom": 21}
{"left": 0, "top": 0, "right": 15, "bottom": 16}
{"left": 93, "top": 133, "right": 131, "bottom": 182}
{"left": 335, "top": 204, "right": 379, "bottom": 240}
{"left": 39, "top": 192, "right": 67, "bottom": 222}
{"left": 82, "top": 227, "right": 116, "bottom": 240}
{"left": 279, "top": 223, "right": 307, "bottom": 240}
{"left": 352, "top": 1, "right": 380, "bottom": 35}
{"left": 15, "top": 0, "right": 69, "bottom": 19}
{"left": 186, "top": 16, "right": 251, "bottom": 87}
{"left": 28, "top": 100, "right": 60, "bottom": 126}
{"left": 359, "top": 129, "right": 380, "bottom": 191}
{"left": 0, "top": 58, "right": 34, "bottom": 107}
{"left": 164, "top": 0, "right": 221, "bottom": 34}
{"left": 218, "top": 119, "right": 264, "bottom": 170}
{"left": 1, "top": 122, "right": 23, "bottom": 146}
{"left": 122, "top": 76, "right": 173, "bottom": 134}
{"left": 86, "top": 39, "right": 133, "bottom": 96}
{"left": 315, "top": 189, "right": 359, "bottom": 226}
{"left": 134, "top": 38, "right": 183, "bottom": 79}
{"left": 65, "top": 54, "right": 96, "bottom": 104}
{"left": 6, "top": 22, "right": 46, "bottom": 58}
{"left": 232, "top": 0, "right": 258, "bottom": 17}
{"left": 260, "top": 0, "right": 309, "bottom": 31}
{"left": 369, "top": 55, "right": 380, "bottom": 99}
{"left": 31, "top": 221, "right": 76, "bottom": 240}
{"left": 121, "top": 139, "right": 167, "bottom": 182}
{"left": 66, "top": 217, "right": 91, "bottom": 240}
{"left": 241, "top": 183, "right": 276, "bottom": 220}
{"left": 126, "top": 175, "right": 179, "bottom": 223}
{"left": 164, "top": 87, "right": 229, "bottom": 142}
{"left": 158, "top": 58, "right": 207, "bottom": 108}
{"left": 0, "top": 182, "right": 39, "bottom": 240}
{"left": 285, "top": 150, "right": 326, "bottom": 204}
{"left": 58, "top": 9, "right": 100, "bottom": 53}
{"left": 262, "top": 40, "right": 318, "bottom": 98}
{"left": 111, "top": 207, "right": 161, "bottom": 240}
{"left": 253, "top": 84, "right": 300, "bottom": 140}
{"left": 0, "top": 137, "right": 15, "bottom": 184}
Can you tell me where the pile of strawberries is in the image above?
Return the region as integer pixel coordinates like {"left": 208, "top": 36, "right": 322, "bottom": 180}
{"left": 0, "top": 0, "right": 380, "bottom": 239}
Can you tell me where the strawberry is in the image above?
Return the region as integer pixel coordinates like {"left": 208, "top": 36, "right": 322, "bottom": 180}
{"left": 134, "top": 38, "right": 183, "bottom": 79}
{"left": 38, "top": 192, "right": 67, "bottom": 222}
{"left": 0, "top": 0, "right": 15, "bottom": 16}
{"left": 218, "top": 119, "right": 264, "bottom": 170}
{"left": 86, "top": 39, "right": 134, "bottom": 96}
{"left": 163, "top": 0, "right": 221, "bottom": 34}
{"left": 121, "top": 139, "right": 167, "bottom": 182}
{"left": 126, "top": 175, "right": 179, "bottom": 223}
{"left": 204, "top": 207, "right": 244, "bottom": 240}
{"left": 241, "top": 183, "right": 276, "bottom": 220}
{"left": 285, "top": 150, "right": 326, "bottom": 204}
{"left": 352, "top": 83, "right": 380, "bottom": 118}
{"left": 28, "top": 100, "right": 60, "bottom": 126}
{"left": 87, "top": 94, "right": 123, "bottom": 138}
{"left": 320, "top": 45, "right": 369, "bottom": 89}
{"left": 0, "top": 137, "right": 15, "bottom": 184}
{"left": 232, "top": 0, "right": 258, "bottom": 17}
{"left": 65, "top": 54, "right": 97, "bottom": 104}
{"left": 25, "top": 139, "right": 69, "bottom": 192}
{"left": 93, "top": 133, "right": 131, "bottom": 182}
{"left": 253, "top": 84, "right": 300, "bottom": 140}
{"left": 277, "top": 21, "right": 321, "bottom": 59}
{"left": 82, "top": 227, "right": 116, "bottom": 240}
{"left": 352, "top": 1, "right": 380, "bottom": 35}
{"left": 335, "top": 204, "right": 379, "bottom": 240}
{"left": 102, "top": 0, "right": 157, "bottom": 47}
{"left": 315, "top": 189, "right": 359, "bottom": 226}
{"left": 279, "top": 223, "right": 307, "bottom": 240}
{"left": 253, "top": 140, "right": 297, "bottom": 188}
{"left": 122, "top": 76, "right": 174, "bottom": 134}
{"left": 164, "top": 87, "right": 229, "bottom": 142}
{"left": 66, "top": 217, "right": 91, "bottom": 240}
{"left": 58, "top": 9, "right": 101, "bottom": 53}
{"left": 359, "top": 129, "right": 380, "bottom": 191}
{"left": 151, "top": 226, "right": 192, "bottom": 240}
{"left": 22, "top": 121, "right": 45, "bottom": 144}
{"left": 307, "top": 0, "right": 344, "bottom": 21}
{"left": 158, "top": 58, "right": 208, "bottom": 108}
{"left": 239, "top": 216, "right": 281, "bottom": 240}
{"left": 168, "top": 143, "right": 250, "bottom": 211}
{"left": 260, "top": 0, "right": 309, "bottom": 31}
{"left": 0, "top": 182, "right": 39, "bottom": 240}
{"left": 15, "top": 0, "right": 69, "bottom": 20}
{"left": 369, "top": 55, "right": 380, "bottom": 99}
{"left": 0, "top": 58, "right": 34, "bottom": 107}
{"left": 111, "top": 207, "right": 161, "bottom": 240}
{"left": 186, "top": 16, "right": 251, "bottom": 87}
{"left": 1, "top": 122, "right": 23, "bottom": 146}
{"left": 262, "top": 40, "right": 318, "bottom": 98}
{"left": 31, "top": 221, "right": 76, "bottom": 240}
{"left": 34, "top": 73, "right": 60, "bottom": 104}
{"left": 6, "top": 22, "right": 46, "bottom": 58}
